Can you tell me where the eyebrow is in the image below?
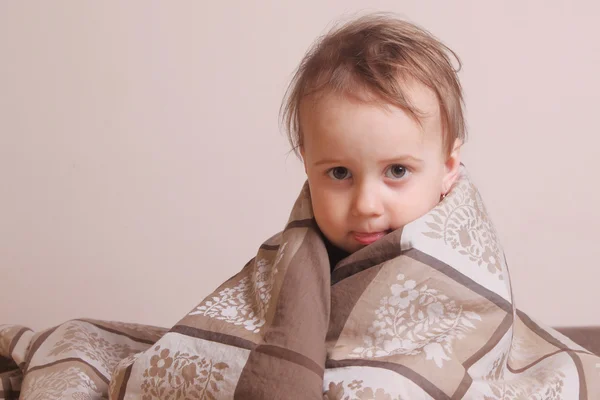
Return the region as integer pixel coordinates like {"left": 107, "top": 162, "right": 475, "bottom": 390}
{"left": 314, "top": 156, "right": 424, "bottom": 166}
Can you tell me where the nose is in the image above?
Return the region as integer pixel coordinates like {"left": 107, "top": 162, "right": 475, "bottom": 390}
{"left": 351, "top": 181, "right": 384, "bottom": 218}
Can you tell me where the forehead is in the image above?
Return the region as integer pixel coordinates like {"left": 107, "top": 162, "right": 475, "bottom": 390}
{"left": 300, "top": 82, "right": 443, "bottom": 156}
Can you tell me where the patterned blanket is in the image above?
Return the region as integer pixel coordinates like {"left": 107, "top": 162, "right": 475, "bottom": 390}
{"left": 2, "top": 167, "right": 599, "bottom": 399}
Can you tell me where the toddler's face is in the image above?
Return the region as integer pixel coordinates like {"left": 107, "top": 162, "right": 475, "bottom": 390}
{"left": 300, "top": 82, "right": 460, "bottom": 254}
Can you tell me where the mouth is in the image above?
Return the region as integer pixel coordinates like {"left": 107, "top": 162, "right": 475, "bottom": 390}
{"left": 352, "top": 230, "right": 391, "bottom": 245}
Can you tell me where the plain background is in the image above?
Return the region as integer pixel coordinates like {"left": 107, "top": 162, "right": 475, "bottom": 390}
{"left": 1, "top": 1, "right": 599, "bottom": 330}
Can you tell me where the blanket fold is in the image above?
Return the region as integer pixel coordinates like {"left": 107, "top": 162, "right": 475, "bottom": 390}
{"left": 2, "top": 167, "right": 599, "bottom": 399}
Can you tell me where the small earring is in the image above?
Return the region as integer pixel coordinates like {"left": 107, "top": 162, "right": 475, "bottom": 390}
{"left": 440, "top": 192, "right": 447, "bottom": 200}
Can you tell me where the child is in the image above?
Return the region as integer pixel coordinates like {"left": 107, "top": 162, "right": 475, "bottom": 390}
{"left": 281, "top": 13, "right": 464, "bottom": 260}
{"left": 3, "top": 12, "right": 599, "bottom": 400}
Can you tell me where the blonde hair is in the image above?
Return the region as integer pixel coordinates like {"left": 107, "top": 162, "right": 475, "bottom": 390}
{"left": 280, "top": 13, "right": 466, "bottom": 157}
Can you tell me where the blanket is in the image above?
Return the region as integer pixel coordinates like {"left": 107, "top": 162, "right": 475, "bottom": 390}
{"left": 2, "top": 167, "right": 599, "bottom": 399}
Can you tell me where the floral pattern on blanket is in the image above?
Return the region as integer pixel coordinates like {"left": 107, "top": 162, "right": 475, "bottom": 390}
{"left": 47, "top": 322, "right": 139, "bottom": 374}
{"left": 140, "top": 345, "right": 230, "bottom": 400}
{"left": 484, "top": 358, "right": 566, "bottom": 400}
{"left": 189, "top": 243, "right": 287, "bottom": 334}
{"left": 351, "top": 273, "right": 481, "bottom": 367}
{"left": 423, "top": 178, "right": 504, "bottom": 278}
{"left": 20, "top": 366, "right": 100, "bottom": 400}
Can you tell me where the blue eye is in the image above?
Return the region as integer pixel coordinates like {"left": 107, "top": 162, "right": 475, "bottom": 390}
{"left": 385, "top": 164, "right": 409, "bottom": 179}
{"left": 327, "top": 167, "right": 351, "bottom": 180}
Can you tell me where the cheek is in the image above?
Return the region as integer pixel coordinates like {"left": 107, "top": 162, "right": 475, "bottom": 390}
{"left": 311, "top": 190, "right": 346, "bottom": 226}
{"left": 387, "top": 180, "right": 442, "bottom": 226}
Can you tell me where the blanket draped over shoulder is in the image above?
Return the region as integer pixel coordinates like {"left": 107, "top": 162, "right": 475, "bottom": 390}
{"left": 2, "top": 167, "right": 599, "bottom": 399}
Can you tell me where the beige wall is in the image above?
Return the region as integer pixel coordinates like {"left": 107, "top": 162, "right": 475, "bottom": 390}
{"left": 1, "top": 1, "right": 599, "bottom": 330}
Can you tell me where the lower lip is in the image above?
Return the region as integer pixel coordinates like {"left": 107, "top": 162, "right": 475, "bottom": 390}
{"left": 353, "top": 231, "right": 388, "bottom": 245}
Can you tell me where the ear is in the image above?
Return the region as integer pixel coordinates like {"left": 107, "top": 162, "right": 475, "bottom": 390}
{"left": 442, "top": 139, "right": 462, "bottom": 195}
